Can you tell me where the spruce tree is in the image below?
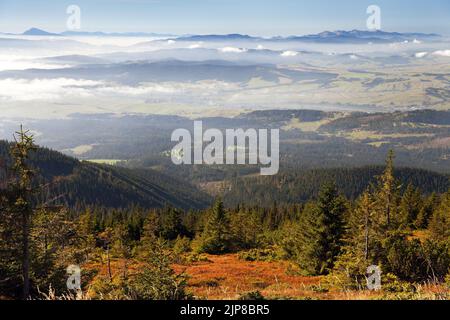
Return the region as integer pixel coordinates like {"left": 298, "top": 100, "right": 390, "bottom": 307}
{"left": 196, "top": 199, "right": 231, "bottom": 254}
{"left": 398, "top": 183, "right": 422, "bottom": 228}
{"left": 415, "top": 193, "right": 438, "bottom": 229}
{"left": 292, "top": 183, "right": 346, "bottom": 275}
{"left": 160, "top": 207, "right": 184, "bottom": 240}
{"left": 375, "top": 150, "right": 400, "bottom": 230}
{"left": 428, "top": 191, "right": 450, "bottom": 241}
{"left": 10, "top": 127, "right": 37, "bottom": 299}
{"left": 129, "top": 238, "right": 189, "bottom": 300}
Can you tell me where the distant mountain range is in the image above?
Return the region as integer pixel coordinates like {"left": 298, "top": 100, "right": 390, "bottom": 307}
{"left": 0, "top": 59, "right": 338, "bottom": 85}
{"left": 9, "top": 28, "right": 441, "bottom": 43}
{"left": 173, "top": 30, "right": 440, "bottom": 43}
{"left": 22, "top": 27, "right": 60, "bottom": 36}
{"left": 282, "top": 30, "right": 440, "bottom": 43}
{"left": 19, "top": 28, "right": 175, "bottom": 37}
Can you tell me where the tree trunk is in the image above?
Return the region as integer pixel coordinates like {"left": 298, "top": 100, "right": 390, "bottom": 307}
{"left": 22, "top": 210, "right": 30, "bottom": 300}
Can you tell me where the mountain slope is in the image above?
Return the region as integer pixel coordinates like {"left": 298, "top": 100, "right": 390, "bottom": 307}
{"left": 220, "top": 166, "right": 450, "bottom": 207}
{"left": 22, "top": 28, "right": 60, "bottom": 36}
{"left": 0, "top": 60, "right": 338, "bottom": 85}
{"left": 0, "top": 141, "right": 211, "bottom": 210}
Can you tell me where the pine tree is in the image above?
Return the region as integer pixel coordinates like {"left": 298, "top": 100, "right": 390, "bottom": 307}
{"left": 75, "top": 209, "right": 97, "bottom": 263}
{"left": 291, "top": 183, "right": 346, "bottom": 275}
{"left": 160, "top": 207, "right": 184, "bottom": 240}
{"left": 229, "top": 208, "right": 263, "bottom": 250}
{"left": 0, "top": 176, "right": 22, "bottom": 297}
{"left": 375, "top": 150, "right": 400, "bottom": 230}
{"left": 346, "top": 189, "right": 376, "bottom": 260}
{"left": 196, "top": 199, "right": 231, "bottom": 254}
{"left": 398, "top": 183, "right": 422, "bottom": 228}
{"left": 111, "top": 223, "right": 133, "bottom": 279}
{"left": 31, "top": 207, "right": 75, "bottom": 293}
{"left": 129, "top": 238, "right": 189, "bottom": 300}
{"left": 415, "top": 193, "right": 438, "bottom": 229}
{"left": 9, "top": 127, "right": 37, "bottom": 299}
{"left": 428, "top": 191, "right": 450, "bottom": 241}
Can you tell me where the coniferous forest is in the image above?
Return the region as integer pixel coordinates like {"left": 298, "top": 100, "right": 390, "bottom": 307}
{"left": 1, "top": 1, "right": 450, "bottom": 306}
{"left": 1, "top": 129, "right": 449, "bottom": 300}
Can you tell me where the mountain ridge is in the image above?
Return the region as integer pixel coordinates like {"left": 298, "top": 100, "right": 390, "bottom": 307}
{"left": 11, "top": 28, "right": 442, "bottom": 43}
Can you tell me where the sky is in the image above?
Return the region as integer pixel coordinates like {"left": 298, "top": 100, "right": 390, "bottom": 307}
{"left": 0, "top": 0, "right": 449, "bottom": 36}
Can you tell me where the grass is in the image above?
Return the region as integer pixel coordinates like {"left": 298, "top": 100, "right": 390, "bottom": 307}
{"left": 343, "top": 130, "right": 434, "bottom": 141}
{"left": 83, "top": 253, "right": 449, "bottom": 300}
{"left": 63, "top": 144, "right": 94, "bottom": 156}
{"left": 172, "top": 254, "right": 323, "bottom": 300}
{"left": 86, "top": 159, "right": 125, "bottom": 165}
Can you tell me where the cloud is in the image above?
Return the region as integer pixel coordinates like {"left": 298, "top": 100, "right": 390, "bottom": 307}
{"left": 219, "top": 46, "right": 248, "bottom": 53}
{"left": 415, "top": 52, "right": 428, "bottom": 58}
{"left": 188, "top": 43, "right": 202, "bottom": 49}
{"left": 0, "top": 55, "right": 70, "bottom": 71}
{"left": 432, "top": 50, "right": 450, "bottom": 57}
{"left": 280, "top": 50, "right": 298, "bottom": 57}
{"left": 0, "top": 78, "right": 101, "bottom": 101}
{"left": 0, "top": 77, "right": 241, "bottom": 104}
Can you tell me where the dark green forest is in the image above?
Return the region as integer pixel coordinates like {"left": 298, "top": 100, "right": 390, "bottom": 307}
{"left": 1, "top": 129, "right": 450, "bottom": 300}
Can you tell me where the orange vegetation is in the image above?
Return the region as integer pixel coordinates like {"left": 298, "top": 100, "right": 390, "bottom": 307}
{"left": 85, "top": 254, "right": 448, "bottom": 300}
{"left": 173, "top": 254, "right": 379, "bottom": 300}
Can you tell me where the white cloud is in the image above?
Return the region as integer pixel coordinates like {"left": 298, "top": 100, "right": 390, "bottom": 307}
{"left": 219, "top": 46, "right": 248, "bottom": 53}
{"left": 0, "top": 77, "right": 242, "bottom": 104}
{"left": 432, "top": 50, "right": 450, "bottom": 57}
{"left": 415, "top": 52, "right": 428, "bottom": 58}
{"left": 280, "top": 50, "right": 298, "bottom": 57}
{"left": 97, "top": 83, "right": 177, "bottom": 95}
{"left": 0, "top": 55, "right": 70, "bottom": 71}
{"left": 188, "top": 43, "right": 202, "bottom": 49}
{"left": 0, "top": 78, "right": 101, "bottom": 101}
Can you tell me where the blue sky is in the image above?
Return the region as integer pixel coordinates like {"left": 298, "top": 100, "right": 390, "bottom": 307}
{"left": 0, "top": 0, "right": 449, "bottom": 36}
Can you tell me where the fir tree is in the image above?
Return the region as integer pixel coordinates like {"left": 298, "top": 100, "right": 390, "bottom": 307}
{"left": 415, "top": 193, "right": 438, "bottom": 229}
{"left": 196, "top": 199, "right": 231, "bottom": 254}
{"left": 291, "top": 183, "right": 346, "bottom": 275}
{"left": 129, "top": 238, "right": 189, "bottom": 300}
{"left": 10, "top": 127, "right": 37, "bottom": 299}
{"left": 428, "top": 191, "right": 450, "bottom": 241}
{"left": 375, "top": 150, "right": 400, "bottom": 230}
{"left": 398, "top": 183, "right": 422, "bottom": 228}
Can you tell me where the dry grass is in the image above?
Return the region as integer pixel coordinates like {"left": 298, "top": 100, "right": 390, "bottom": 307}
{"left": 173, "top": 254, "right": 323, "bottom": 300}
{"left": 82, "top": 253, "right": 449, "bottom": 300}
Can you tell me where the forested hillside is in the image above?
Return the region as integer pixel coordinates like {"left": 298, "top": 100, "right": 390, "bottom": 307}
{"left": 1, "top": 130, "right": 450, "bottom": 301}
{"left": 1, "top": 139, "right": 448, "bottom": 210}
{"left": 0, "top": 140, "right": 211, "bottom": 210}
{"left": 221, "top": 166, "right": 450, "bottom": 207}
